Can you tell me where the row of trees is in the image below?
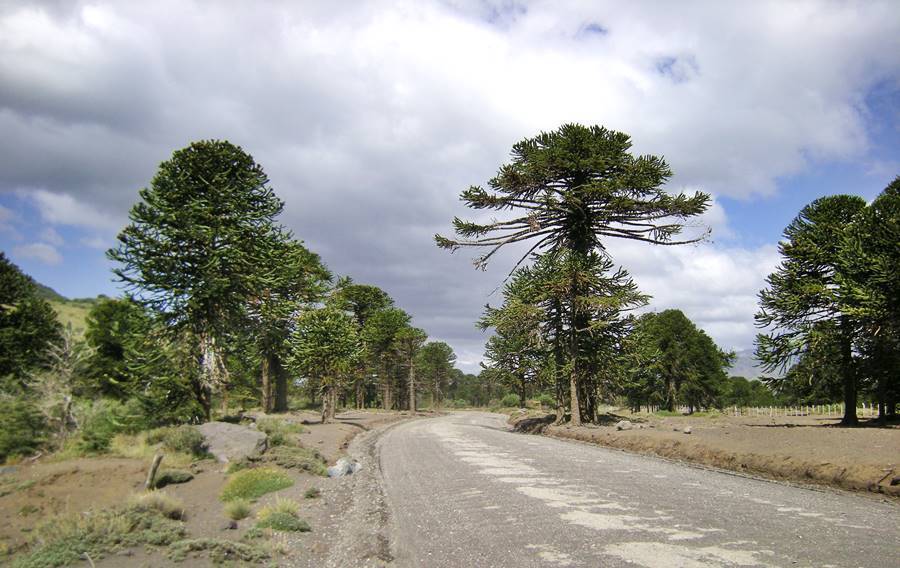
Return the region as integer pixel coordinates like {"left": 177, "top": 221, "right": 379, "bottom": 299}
{"left": 756, "top": 177, "right": 900, "bottom": 425}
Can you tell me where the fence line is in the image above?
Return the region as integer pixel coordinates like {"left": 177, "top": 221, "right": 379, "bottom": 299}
{"left": 638, "top": 403, "right": 885, "bottom": 418}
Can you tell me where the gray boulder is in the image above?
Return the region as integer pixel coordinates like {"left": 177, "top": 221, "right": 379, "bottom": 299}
{"left": 615, "top": 420, "right": 634, "bottom": 431}
{"left": 683, "top": 426, "right": 692, "bottom": 435}
{"left": 327, "top": 458, "right": 362, "bottom": 478}
{"left": 197, "top": 421, "right": 267, "bottom": 463}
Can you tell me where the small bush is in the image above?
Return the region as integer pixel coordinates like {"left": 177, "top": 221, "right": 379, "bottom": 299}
{"left": 166, "top": 538, "right": 269, "bottom": 563}
{"left": 256, "top": 500, "right": 309, "bottom": 532}
{"left": 13, "top": 501, "right": 186, "bottom": 567}
{"left": 304, "top": 487, "right": 321, "bottom": 499}
{"left": 0, "top": 398, "right": 46, "bottom": 462}
{"left": 535, "top": 394, "right": 555, "bottom": 408}
{"left": 220, "top": 467, "right": 293, "bottom": 502}
{"left": 77, "top": 400, "right": 123, "bottom": 453}
{"left": 127, "top": 491, "right": 186, "bottom": 520}
{"left": 146, "top": 425, "right": 207, "bottom": 457}
{"left": 256, "top": 417, "right": 303, "bottom": 446}
{"left": 153, "top": 469, "right": 194, "bottom": 489}
{"left": 263, "top": 445, "right": 327, "bottom": 476}
{"left": 224, "top": 499, "right": 251, "bottom": 520}
{"left": 499, "top": 394, "right": 521, "bottom": 408}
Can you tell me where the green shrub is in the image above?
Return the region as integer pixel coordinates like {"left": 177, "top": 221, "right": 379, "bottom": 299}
{"left": 224, "top": 499, "right": 251, "bottom": 520}
{"left": 13, "top": 500, "right": 186, "bottom": 567}
{"left": 304, "top": 487, "right": 321, "bottom": 499}
{"left": 77, "top": 400, "right": 124, "bottom": 453}
{"left": 255, "top": 417, "right": 303, "bottom": 446}
{"left": 153, "top": 469, "right": 194, "bottom": 489}
{"left": 263, "top": 445, "right": 327, "bottom": 476}
{"left": 146, "top": 425, "right": 207, "bottom": 457}
{"left": 256, "top": 500, "right": 309, "bottom": 532}
{"left": 0, "top": 397, "right": 46, "bottom": 462}
{"left": 535, "top": 393, "right": 555, "bottom": 408}
{"left": 499, "top": 394, "right": 521, "bottom": 408}
{"left": 220, "top": 467, "right": 293, "bottom": 502}
{"left": 127, "top": 491, "right": 186, "bottom": 520}
{"left": 166, "top": 538, "right": 269, "bottom": 563}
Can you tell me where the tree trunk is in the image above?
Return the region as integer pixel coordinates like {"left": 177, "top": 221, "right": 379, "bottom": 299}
{"left": 839, "top": 317, "right": 858, "bottom": 426}
{"left": 408, "top": 357, "right": 416, "bottom": 413}
{"left": 321, "top": 382, "right": 336, "bottom": 424}
{"left": 260, "top": 355, "right": 274, "bottom": 413}
{"left": 356, "top": 380, "right": 364, "bottom": 410}
{"left": 273, "top": 356, "right": 288, "bottom": 412}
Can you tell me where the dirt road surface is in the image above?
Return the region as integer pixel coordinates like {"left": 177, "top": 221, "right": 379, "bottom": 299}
{"left": 378, "top": 412, "right": 899, "bottom": 568}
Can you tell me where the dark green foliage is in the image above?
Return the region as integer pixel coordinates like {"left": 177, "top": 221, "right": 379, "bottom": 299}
{"left": 220, "top": 467, "right": 293, "bottom": 502}
{"left": 109, "top": 140, "right": 290, "bottom": 418}
{"left": 722, "top": 377, "right": 777, "bottom": 408}
{"left": 153, "top": 469, "right": 195, "bottom": 488}
{"left": 0, "top": 397, "right": 47, "bottom": 461}
{"left": 417, "top": 341, "right": 457, "bottom": 408}
{"left": 0, "top": 252, "right": 62, "bottom": 394}
{"left": 81, "top": 297, "right": 149, "bottom": 399}
{"left": 756, "top": 195, "right": 867, "bottom": 425}
{"left": 76, "top": 399, "right": 149, "bottom": 453}
{"left": 304, "top": 487, "right": 321, "bottom": 499}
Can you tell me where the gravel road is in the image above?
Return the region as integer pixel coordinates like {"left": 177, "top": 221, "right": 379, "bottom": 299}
{"left": 378, "top": 412, "right": 899, "bottom": 568}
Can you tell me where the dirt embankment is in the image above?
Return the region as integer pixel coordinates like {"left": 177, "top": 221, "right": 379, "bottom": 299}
{"left": 511, "top": 412, "right": 900, "bottom": 499}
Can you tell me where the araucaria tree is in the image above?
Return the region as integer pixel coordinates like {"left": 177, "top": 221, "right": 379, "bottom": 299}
{"left": 755, "top": 195, "right": 867, "bottom": 425}
{"left": 287, "top": 307, "right": 361, "bottom": 423}
{"left": 437, "top": 124, "right": 709, "bottom": 424}
{"left": 109, "top": 140, "right": 288, "bottom": 419}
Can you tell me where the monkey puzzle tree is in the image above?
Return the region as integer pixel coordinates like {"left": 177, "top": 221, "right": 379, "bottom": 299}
{"left": 287, "top": 307, "right": 361, "bottom": 423}
{"left": 417, "top": 341, "right": 457, "bottom": 409}
{"left": 392, "top": 326, "right": 427, "bottom": 412}
{"left": 360, "top": 307, "right": 411, "bottom": 409}
{"left": 251, "top": 240, "right": 331, "bottom": 412}
{"left": 437, "top": 124, "right": 709, "bottom": 425}
{"left": 330, "top": 278, "right": 394, "bottom": 408}
{"left": 109, "top": 140, "right": 288, "bottom": 419}
{"left": 755, "top": 195, "right": 867, "bottom": 425}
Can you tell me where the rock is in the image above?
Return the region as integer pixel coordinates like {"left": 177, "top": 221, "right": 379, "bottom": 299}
{"left": 615, "top": 420, "right": 634, "bottom": 431}
{"left": 673, "top": 427, "right": 681, "bottom": 432}
{"left": 890, "top": 476, "right": 900, "bottom": 487}
{"left": 196, "top": 421, "right": 267, "bottom": 463}
{"left": 0, "top": 465, "right": 18, "bottom": 476}
{"left": 327, "top": 458, "right": 362, "bottom": 478}
{"left": 683, "top": 427, "right": 692, "bottom": 434}
{"left": 153, "top": 469, "right": 194, "bottom": 489}
{"left": 222, "top": 520, "right": 238, "bottom": 530}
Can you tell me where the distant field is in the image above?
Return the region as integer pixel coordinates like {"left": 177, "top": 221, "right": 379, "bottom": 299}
{"left": 49, "top": 299, "right": 96, "bottom": 336}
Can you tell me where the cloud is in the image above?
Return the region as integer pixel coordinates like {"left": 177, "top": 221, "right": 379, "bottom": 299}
{"left": 39, "top": 226, "right": 63, "bottom": 246}
{"left": 0, "top": 1, "right": 898, "bottom": 371}
{"left": 13, "top": 242, "right": 62, "bottom": 265}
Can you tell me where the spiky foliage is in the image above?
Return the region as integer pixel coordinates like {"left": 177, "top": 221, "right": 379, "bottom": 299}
{"left": 392, "top": 326, "right": 427, "bottom": 411}
{"left": 360, "top": 307, "right": 411, "bottom": 410}
{"left": 755, "top": 195, "right": 866, "bottom": 425}
{"left": 416, "top": 342, "right": 457, "bottom": 409}
{"left": 109, "top": 140, "right": 290, "bottom": 418}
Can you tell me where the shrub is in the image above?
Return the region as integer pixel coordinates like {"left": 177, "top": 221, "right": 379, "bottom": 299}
{"left": 146, "top": 425, "right": 207, "bottom": 457}
{"left": 76, "top": 400, "right": 123, "bottom": 453}
{"left": 263, "top": 445, "right": 327, "bottom": 476}
{"left": 499, "top": 394, "right": 521, "bottom": 408}
{"left": 13, "top": 500, "right": 186, "bottom": 567}
{"left": 0, "top": 397, "right": 46, "bottom": 462}
{"left": 255, "top": 417, "right": 303, "bottom": 446}
{"left": 127, "top": 491, "right": 186, "bottom": 520}
{"left": 224, "top": 499, "right": 251, "bottom": 520}
{"left": 256, "top": 499, "right": 309, "bottom": 532}
{"left": 535, "top": 393, "right": 555, "bottom": 408}
{"left": 153, "top": 469, "right": 194, "bottom": 489}
{"left": 450, "top": 399, "right": 469, "bottom": 408}
{"left": 304, "top": 487, "right": 321, "bottom": 499}
{"left": 166, "top": 538, "right": 269, "bottom": 563}
{"left": 220, "top": 467, "right": 293, "bottom": 502}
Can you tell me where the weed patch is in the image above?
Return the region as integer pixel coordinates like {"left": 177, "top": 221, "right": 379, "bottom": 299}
{"left": 220, "top": 467, "right": 293, "bottom": 502}
{"left": 256, "top": 500, "right": 309, "bottom": 533}
{"left": 146, "top": 425, "right": 207, "bottom": 457}
{"left": 224, "top": 499, "right": 251, "bottom": 521}
{"left": 263, "top": 445, "right": 327, "bottom": 476}
{"left": 255, "top": 417, "right": 303, "bottom": 446}
{"left": 166, "top": 538, "right": 269, "bottom": 563}
{"left": 304, "top": 487, "right": 321, "bottom": 499}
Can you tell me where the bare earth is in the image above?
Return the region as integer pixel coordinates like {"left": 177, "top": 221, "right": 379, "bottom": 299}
{"left": 531, "top": 412, "right": 900, "bottom": 498}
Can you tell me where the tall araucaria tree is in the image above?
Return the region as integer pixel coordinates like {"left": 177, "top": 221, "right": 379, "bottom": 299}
{"left": 392, "top": 326, "right": 427, "bottom": 412}
{"left": 437, "top": 124, "right": 708, "bottom": 425}
{"left": 417, "top": 341, "right": 457, "bottom": 409}
{"left": 755, "top": 195, "right": 867, "bottom": 426}
{"left": 109, "top": 140, "right": 289, "bottom": 419}
{"left": 287, "top": 306, "right": 361, "bottom": 423}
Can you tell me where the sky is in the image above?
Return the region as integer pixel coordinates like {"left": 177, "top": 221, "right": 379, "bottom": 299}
{"left": 1, "top": 0, "right": 898, "bottom": 373}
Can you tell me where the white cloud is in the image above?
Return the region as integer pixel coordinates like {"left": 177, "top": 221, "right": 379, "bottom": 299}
{"left": 13, "top": 242, "right": 62, "bottom": 265}
{"left": 0, "top": 0, "right": 898, "bottom": 370}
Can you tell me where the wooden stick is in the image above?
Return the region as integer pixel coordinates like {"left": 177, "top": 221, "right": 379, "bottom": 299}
{"left": 145, "top": 453, "right": 164, "bottom": 490}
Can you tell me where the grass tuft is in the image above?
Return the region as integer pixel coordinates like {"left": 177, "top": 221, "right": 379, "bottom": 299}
{"left": 220, "top": 467, "right": 293, "bottom": 502}
{"left": 304, "top": 487, "right": 321, "bottom": 499}
{"left": 127, "top": 491, "right": 186, "bottom": 520}
{"left": 224, "top": 499, "right": 252, "bottom": 521}
{"left": 255, "top": 417, "right": 304, "bottom": 446}
{"left": 255, "top": 499, "right": 309, "bottom": 532}
{"left": 263, "top": 445, "right": 327, "bottom": 476}
{"left": 166, "top": 538, "right": 269, "bottom": 563}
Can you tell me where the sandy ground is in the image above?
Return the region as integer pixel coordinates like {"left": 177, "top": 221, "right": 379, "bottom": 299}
{"left": 0, "top": 410, "right": 412, "bottom": 565}
{"left": 513, "top": 411, "right": 900, "bottom": 498}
